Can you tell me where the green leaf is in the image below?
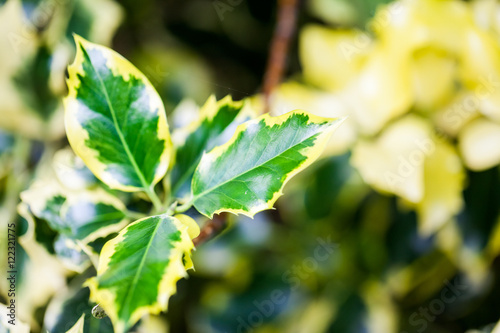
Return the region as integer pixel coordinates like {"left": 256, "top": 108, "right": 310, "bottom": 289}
{"left": 20, "top": 180, "right": 127, "bottom": 244}
{"left": 170, "top": 95, "right": 254, "bottom": 199}
{"left": 86, "top": 214, "right": 199, "bottom": 333}
{"left": 191, "top": 111, "right": 344, "bottom": 218}
{"left": 64, "top": 198, "right": 127, "bottom": 242}
{"left": 65, "top": 314, "right": 85, "bottom": 333}
{"left": 64, "top": 35, "right": 171, "bottom": 193}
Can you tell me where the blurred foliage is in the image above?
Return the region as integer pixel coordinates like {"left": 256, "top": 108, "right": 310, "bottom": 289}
{"left": 1, "top": 0, "right": 500, "bottom": 332}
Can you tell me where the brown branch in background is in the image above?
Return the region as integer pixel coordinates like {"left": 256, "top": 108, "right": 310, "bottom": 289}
{"left": 193, "top": 0, "right": 299, "bottom": 246}
{"left": 193, "top": 214, "right": 228, "bottom": 246}
{"left": 262, "top": 0, "right": 300, "bottom": 113}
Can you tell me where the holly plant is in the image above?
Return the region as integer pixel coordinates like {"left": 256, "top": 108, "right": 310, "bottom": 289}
{"left": 21, "top": 35, "right": 343, "bottom": 333}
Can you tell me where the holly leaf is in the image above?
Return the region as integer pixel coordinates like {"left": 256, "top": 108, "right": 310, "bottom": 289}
{"left": 170, "top": 95, "right": 253, "bottom": 199}
{"left": 86, "top": 214, "right": 199, "bottom": 333}
{"left": 64, "top": 35, "right": 171, "bottom": 192}
{"left": 191, "top": 110, "right": 344, "bottom": 218}
{"left": 21, "top": 179, "right": 127, "bottom": 244}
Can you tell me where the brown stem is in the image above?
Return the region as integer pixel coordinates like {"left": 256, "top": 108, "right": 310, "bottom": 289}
{"left": 262, "top": 0, "right": 300, "bottom": 113}
{"left": 193, "top": 214, "right": 228, "bottom": 247}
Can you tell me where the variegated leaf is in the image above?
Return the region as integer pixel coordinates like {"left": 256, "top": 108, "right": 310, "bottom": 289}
{"left": 191, "top": 110, "right": 343, "bottom": 218}
{"left": 64, "top": 35, "right": 171, "bottom": 193}
{"left": 86, "top": 214, "right": 199, "bottom": 333}
{"left": 170, "top": 95, "right": 253, "bottom": 198}
{"left": 20, "top": 179, "right": 127, "bottom": 244}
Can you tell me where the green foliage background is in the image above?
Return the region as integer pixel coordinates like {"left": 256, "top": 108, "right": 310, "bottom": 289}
{"left": 1, "top": 0, "right": 500, "bottom": 332}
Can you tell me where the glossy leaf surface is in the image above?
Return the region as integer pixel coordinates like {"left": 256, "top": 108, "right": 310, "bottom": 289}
{"left": 191, "top": 111, "right": 343, "bottom": 218}
{"left": 21, "top": 180, "right": 127, "bottom": 244}
{"left": 86, "top": 214, "right": 199, "bottom": 333}
{"left": 64, "top": 35, "right": 171, "bottom": 192}
{"left": 171, "top": 95, "right": 253, "bottom": 198}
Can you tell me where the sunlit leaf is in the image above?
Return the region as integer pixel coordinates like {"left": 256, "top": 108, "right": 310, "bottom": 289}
{"left": 372, "top": 0, "right": 472, "bottom": 55}
{"left": 171, "top": 95, "right": 254, "bottom": 199}
{"left": 191, "top": 110, "right": 343, "bottom": 218}
{"left": 433, "top": 90, "right": 480, "bottom": 137}
{"left": 351, "top": 115, "right": 433, "bottom": 203}
{"left": 412, "top": 140, "right": 465, "bottom": 235}
{"left": 300, "top": 25, "right": 369, "bottom": 91}
{"left": 339, "top": 45, "right": 413, "bottom": 134}
{"left": 21, "top": 179, "right": 127, "bottom": 244}
{"left": 86, "top": 214, "right": 199, "bottom": 333}
{"left": 459, "top": 117, "right": 500, "bottom": 171}
{"left": 64, "top": 35, "right": 171, "bottom": 192}
{"left": 411, "top": 48, "right": 456, "bottom": 110}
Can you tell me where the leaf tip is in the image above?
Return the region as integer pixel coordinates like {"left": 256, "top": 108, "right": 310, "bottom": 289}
{"left": 72, "top": 33, "right": 88, "bottom": 47}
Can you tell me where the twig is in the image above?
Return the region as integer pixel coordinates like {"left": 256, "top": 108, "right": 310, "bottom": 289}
{"left": 193, "top": 214, "right": 228, "bottom": 247}
{"left": 262, "top": 0, "right": 300, "bottom": 113}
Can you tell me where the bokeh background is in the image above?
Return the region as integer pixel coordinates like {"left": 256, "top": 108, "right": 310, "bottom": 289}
{"left": 1, "top": 0, "right": 500, "bottom": 332}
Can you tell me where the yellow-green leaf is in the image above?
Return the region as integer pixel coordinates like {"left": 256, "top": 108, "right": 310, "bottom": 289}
{"left": 86, "top": 214, "right": 199, "bottom": 333}
{"left": 64, "top": 35, "right": 171, "bottom": 193}
{"left": 459, "top": 117, "right": 500, "bottom": 171}
{"left": 20, "top": 179, "right": 128, "bottom": 244}
{"left": 190, "top": 110, "right": 343, "bottom": 218}
{"left": 170, "top": 95, "right": 254, "bottom": 199}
